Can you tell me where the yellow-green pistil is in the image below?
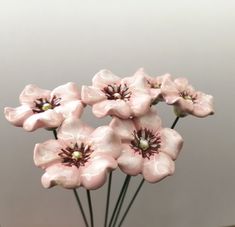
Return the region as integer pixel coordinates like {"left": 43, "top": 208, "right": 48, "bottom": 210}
{"left": 42, "top": 103, "right": 53, "bottom": 111}
{"left": 72, "top": 151, "right": 83, "bottom": 160}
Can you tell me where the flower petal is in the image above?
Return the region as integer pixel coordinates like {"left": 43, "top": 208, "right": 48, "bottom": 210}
{"left": 109, "top": 117, "right": 136, "bottom": 142}
{"left": 34, "top": 139, "right": 63, "bottom": 169}
{"left": 122, "top": 68, "right": 150, "bottom": 90}
{"left": 4, "top": 105, "right": 33, "bottom": 127}
{"left": 159, "top": 128, "right": 183, "bottom": 160}
{"left": 41, "top": 163, "right": 81, "bottom": 189}
{"left": 92, "top": 69, "right": 121, "bottom": 88}
{"left": 117, "top": 144, "right": 143, "bottom": 176}
{"left": 80, "top": 155, "right": 117, "bottom": 190}
{"left": 174, "top": 77, "right": 189, "bottom": 91}
{"left": 88, "top": 126, "right": 121, "bottom": 159}
{"left": 81, "top": 85, "right": 106, "bottom": 105}
{"left": 57, "top": 117, "right": 94, "bottom": 141}
{"left": 55, "top": 100, "right": 84, "bottom": 118}
{"left": 129, "top": 91, "right": 152, "bottom": 117}
{"left": 23, "top": 110, "right": 63, "bottom": 131}
{"left": 192, "top": 93, "right": 214, "bottom": 117}
{"left": 133, "top": 109, "right": 162, "bottom": 133}
{"left": 50, "top": 82, "right": 80, "bottom": 103}
{"left": 19, "top": 84, "right": 51, "bottom": 105}
{"left": 92, "top": 100, "right": 132, "bottom": 119}
{"left": 142, "top": 152, "right": 175, "bottom": 183}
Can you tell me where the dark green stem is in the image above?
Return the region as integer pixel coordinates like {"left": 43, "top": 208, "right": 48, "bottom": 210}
{"left": 116, "top": 178, "right": 145, "bottom": 227}
{"left": 108, "top": 175, "right": 131, "bottom": 227}
{"left": 87, "top": 190, "right": 94, "bottom": 227}
{"left": 104, "top": 172, "right": 113, "bottom": 227}
{"left": 112, "top": 176, "right": 131, "bottom": 227}
{"left": 73, "top": 189, "right": 89, "bottom": 227}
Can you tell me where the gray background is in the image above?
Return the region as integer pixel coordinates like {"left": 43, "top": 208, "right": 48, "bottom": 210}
{"left": 0, "top": 0, "right": 235, "bottom": 227}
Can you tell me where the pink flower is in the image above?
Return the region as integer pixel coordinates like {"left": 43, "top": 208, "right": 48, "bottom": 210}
{"left": 34, "top": 117, "right": 121, "bottom": 189}
{"left": 110, "top": 110, "right": 183, "bottom": 183}
{"left": 161, "top": 77, "right": 214, "bottom": 117}
{"left": 4, "top": 83, "right": 84, "bottom": 131}
{"left": 139, "top": 68, "right": 173, "bottom": 104}
{"left": 81, "top": 69, "right": 153, "bottom": 119}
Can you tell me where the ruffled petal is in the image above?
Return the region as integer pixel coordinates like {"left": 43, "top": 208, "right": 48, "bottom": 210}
{"left": 23, "top": 110, "right": 63, "bottom": 131}
{"left": 109, "top": 117, "right": 135, "bottom": 142}
{"left": 174, "top": 78, "right": 189, "bottom": 91}
{"left": 80, "top": 155, "right": 117, "bottom": 190}
{"left": 161, "top": 77, "right": 179, "bottom": 104}
{"left": 92, "top": 69, "right": 121, "bottom": 88}
{"left": 19, "top": 84, "right": 51, "bottom": 105}
{"left": 41, "top": 163, "right": 81, "bottom": 189}
{"left": 81, "top": 85, "right": 107, "bottom": 105}
{"left": 159, "top": 128, "right": 183, "bottom": 160}
{"left": 55, "top": 100, "right": 84, "bottom": 118}
{"left": 133, "top": 109, "right": 162, "bottom": 133}
{"left": 34, "top": 139, "right": 63, "bottom": 169}
{"left": 92, "top": 100, "right": 132, "bottom": 119}
{"left": 128, "top": 91, "right": 152, "bottom": 117}
{"left": 4, "top": 105, "right": 33, "bottom": 127}
{"left": 50, "top": 82, "right": 80, "bottom": 103}
{"left": 142, "top": 152, "right": 175, "bottom": 183}
{"left": 192, "top": 93, "right": 214, "bottom": 117}
{"left": 117, "top": 144, "right": 143, "bottom": 176}
{"left": 57, "top": 117, "right": 94, "bottom": 141}
{"left": 174, "top": 98, "right": 194, "bottom": 116}
{"left": 88, "top": 126, "right": 121, "bottom": 159}
{"left": 122, "top": 68, "right": 150, "bottom": 90}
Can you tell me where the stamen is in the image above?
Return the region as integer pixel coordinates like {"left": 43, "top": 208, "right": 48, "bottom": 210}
{"left": 130, "top": 128, "right": 161, "bottom": 159}
{"left": 32, "top": 96, "right": 61, "bottom": 113}
{"left": 102, "top": 83, "right": 132, "bottom": 101}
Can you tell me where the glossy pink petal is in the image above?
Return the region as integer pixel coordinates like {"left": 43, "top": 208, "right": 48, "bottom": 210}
{"left": 4, "top": 105, "right": 32, "bottom": 127}
{"left": 92, "top": 100, "right": 132, "bottom": 119}
{"left": 58, "top": 117, "right": 94, "bottom": 141}
{"left": 34, "top": 139, "right": 63, "bottom": 169}
{"left": 109, "top": 117, "right": 135, "bottom": 141}
{"left": 159, "top": 128, "right": 183, "bottom": 160}
{"left": 88, "top": 126, "right": 121, "bottom": 159}
{"left": 81, "top": 85, "right": 106, "bottom": 105}
{"left": 192, "top": 92, "right": 214, "bottom": 117}
{"left": 142, "top": 152, "right": 175, "bottom": 183}
{"left": 174, "top": 98, "right": 194, "bottom": 114}
{"left": 92, "top": 69, "right": 121, "bottom": 88}
{"left": 19, "top": 84, "right": 51, "bottom": 105}
{"left": 117, "top": 144, "right": 143, "bottom": 176}
{"left": 123, "top": 68, "right": 149, "bottom": 90}
{"left": 80, "top": 155, "right": 117, "bottom": 190}
{"left": 174, "top": 77, "right": 189, "bottom": 91}
{"left": 23, "top": 110, "right": 63, "bottom": 131}
{"left": 128, "top": 90, "right": 152, "bottom": 117}
{"left": 50, "top": 82, "right": 80, "bottom": 103}
{"left": 55, "top": 100, "right": 84, "bottom": 118}
{"left": 41, "top": 163, "right": 81, "bottom": 189}
{"left": 134, "top": 110, "right": 162, "bottom": 133}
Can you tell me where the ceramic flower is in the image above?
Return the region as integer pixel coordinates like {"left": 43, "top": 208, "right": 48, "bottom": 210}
{"left": 4, "top": 83, "right": 84, "bottom": 131}
{"left": 81, "top": 69, "right": 153, "bottom": 119}
{"left": 139, "top": 68, "right": 173, "bottom": 104}
{"left": 34, "top": 117, "right": 121, "bottom": 189}
{"left": 161, "top": 77, "right": 214, "bottom": 117}
{"left": 109, "top": 110, "right": 183, "bottom": 183}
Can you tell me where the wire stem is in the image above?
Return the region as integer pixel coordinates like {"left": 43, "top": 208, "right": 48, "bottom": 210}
{"left": 73, "top": 189, "right": 89, "bottom": 227}
{"left": 104, "top": 172, "right": 113, "bottom": 227}
{"left": 108, "top": 175, "right": 131, "bottom": 227}
{"left": 87, "top": 190, "right": 94, "bottom": 227}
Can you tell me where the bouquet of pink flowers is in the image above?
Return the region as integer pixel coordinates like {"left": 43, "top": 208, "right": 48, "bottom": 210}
{"left": 4, "top": 68, "right": 214, "bottom": 227}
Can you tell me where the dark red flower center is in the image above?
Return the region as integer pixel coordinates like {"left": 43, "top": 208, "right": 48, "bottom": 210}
{"left": 32, "top": 96, "right": 61, "bottom": 113}
{"left": 58, "top": 143, "right": 93, "bottom": 168}
{"left": 130, "top": 128, "right": 161, "bottom": 159}
{"left": 102, "top": 84, "right": 131, "bottom": 101}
